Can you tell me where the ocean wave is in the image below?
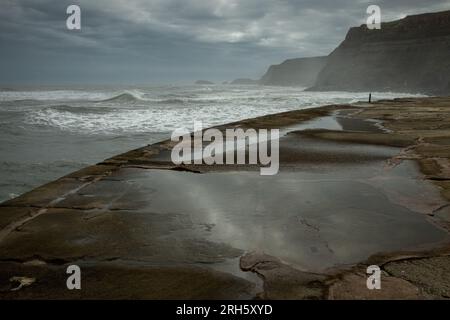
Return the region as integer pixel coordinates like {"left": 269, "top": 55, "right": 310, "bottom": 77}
{"left": 0, "top": 90, "right": 111, "bottom": 102}
{"left": 99, "top": 93, "right": 219, "bottom": 105}
{"left": 19, "top": 88, "right": 425, "bottom": 135}
{"left": 45, "top": 104, "right": 114, "bottom": 114}
{"left": 155, "top": 98, "right": 186, "bottom": 104}
{"left": 11, "top": 99, "right": 43, "bottom": 104}
{"left": 155, "top": 98, "right": 228, "bottom": 104}
{"left": 99, "top": 92, "right": 143, "bottom": 103}
{"left": 0, "top": 99, "right": 46, "bottom": 108}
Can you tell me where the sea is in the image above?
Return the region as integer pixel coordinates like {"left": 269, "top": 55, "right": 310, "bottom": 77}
{"left": 0, "top": 85, "right": 425, "bottom": 202}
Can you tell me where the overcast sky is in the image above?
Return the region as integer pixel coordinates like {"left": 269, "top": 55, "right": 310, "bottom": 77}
{"left": 0, "top": 0, "right": 449, "bottom": 85}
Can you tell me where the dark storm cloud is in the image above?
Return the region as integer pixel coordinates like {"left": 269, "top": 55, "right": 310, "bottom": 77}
{"left": 0, "top": 0, "right": 449, "bottom": 84}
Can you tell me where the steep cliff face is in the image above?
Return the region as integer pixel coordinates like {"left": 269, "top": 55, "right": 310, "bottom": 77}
{"left": 259, "top": 56, "right": 327, "bottom": 87}
{"left": 310, "top": 10, "right": 450, "bottom": 95}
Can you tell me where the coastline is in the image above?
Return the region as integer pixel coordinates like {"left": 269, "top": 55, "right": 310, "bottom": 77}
{"left": 1, "top": 96, "right": 450, "bottom": 299}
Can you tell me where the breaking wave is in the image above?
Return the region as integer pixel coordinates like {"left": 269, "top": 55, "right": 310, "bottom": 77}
{"left": 100, "top": 92, "right": 145, "bottom": 103}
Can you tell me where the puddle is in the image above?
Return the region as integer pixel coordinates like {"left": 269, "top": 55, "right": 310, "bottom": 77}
{"left": 336, "top": 116, "right": 386, "bottom": 133}
{"left": 105, "top": 162, "right": 449, "bottom": 273}
{"left": 283, "top": 115, "right": 343, "bottom": 133}
{"left": 282, "top": 111, "right": 385, "bottom": 134}
{"left": 150, "top": 114, "right": 386, "bottom": 165}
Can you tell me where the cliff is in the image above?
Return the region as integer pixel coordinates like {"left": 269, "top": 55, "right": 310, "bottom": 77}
{"left": 230, "top": 78, "right": 259, "bottom": 85}
{"left": 259, "top": 56, "right": 327, "bottom": 87}
{"left": 309, "top": 10, "right": 450, "bottom": 95}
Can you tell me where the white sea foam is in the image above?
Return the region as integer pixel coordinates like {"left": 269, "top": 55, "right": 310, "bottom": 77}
{"left": 8, "top": 86, "right": 425, "bottom": 135}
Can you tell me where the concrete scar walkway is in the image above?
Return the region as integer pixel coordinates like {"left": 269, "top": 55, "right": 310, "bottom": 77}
{"left": 1, "top": 97, "right": 450, "bottom": 299}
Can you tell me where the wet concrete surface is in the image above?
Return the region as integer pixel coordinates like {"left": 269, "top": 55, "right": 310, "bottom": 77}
{"left": 1, "top": 97, "right": 450, "bottom": 299}
{"left": 41, "top": 165, "right": 443, "bottom": 273}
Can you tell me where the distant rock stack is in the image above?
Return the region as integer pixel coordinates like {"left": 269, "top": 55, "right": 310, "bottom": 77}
{"left": 195, "top": 80, "right": 214, "bottom": 85}
{"left": 309, "top": 10, "right": 450, "bottom": 95}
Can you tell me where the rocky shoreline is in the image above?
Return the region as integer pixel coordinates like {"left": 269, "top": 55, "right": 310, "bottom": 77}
{"left": 1, "top": 96, "right": 450, "bottom": 299}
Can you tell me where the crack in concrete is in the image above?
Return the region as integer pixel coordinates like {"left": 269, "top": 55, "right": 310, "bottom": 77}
{"left": 0, "top": 175, "right": 108, "bottom": 244}
{"left": 299, "top": 217, "right": 320, "bottom": 232}
{"left": 432, "top": 203, "right": 450, "bottom": 214}
{"left": 298, "top": 216, "right": 334, "bottom": 254}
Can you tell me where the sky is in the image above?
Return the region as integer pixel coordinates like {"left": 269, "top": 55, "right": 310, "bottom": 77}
{"left": 0, "top": 0, "right": 449, "bottom": 85}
